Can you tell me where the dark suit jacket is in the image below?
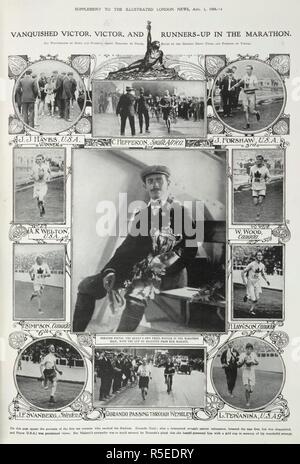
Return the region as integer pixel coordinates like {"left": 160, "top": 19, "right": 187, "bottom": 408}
{"left": 18, "top": 76, "right": 38, "bottom": 103}
{"left": 134, "top": 95, "right": 149, "bottom": 113}
{"left": 54, "top": 75, "right": 64, "bottom": 98}
{"left": 219, "top": 76, "right": 237, "bottom": 95}
{"left": 101, "top": 202, "right": 198, "bottom": 286}
{"left": 221, "top": 348, "right": 239, "bottom": 367}
{"left": 116, "top": 93, "right": 136, "bottom": 116}
{"left": 62, "top": 77, "right": 73, "bottom": 100}
{"left": 97, "top": 357, "right": 113, "bottom": 377}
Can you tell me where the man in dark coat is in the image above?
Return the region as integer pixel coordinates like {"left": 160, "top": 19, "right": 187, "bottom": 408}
{"left": 219, "top": 68, "right": 237, "bottom": 117}
{"left": 134, "top": 87, "right": 150, "bottom": 134}
{"left": 61, "top": 73, "right": 73, "bottom": 121}
{"left": 221, "top": 342, "right": 240, "bottom": 397}
{"left": 17, "top": 69, "right": 38, "bottom": 127}
{"left": 53, "top": 70, "right": 64, "bottom": 118}
{"left": 72, "top": 165, "right": 199, "bottom": 332}
{"left": 112, "top": 354, "right": 124, "bottom": 393}
{"left": 116, "top": 86, "right": 136, "bottom": 136}
{"left": 98, "top": 91, "right": 106, "bottom": 113}
{"left": 97, "top": 351, "right": 114, "bottom": 400}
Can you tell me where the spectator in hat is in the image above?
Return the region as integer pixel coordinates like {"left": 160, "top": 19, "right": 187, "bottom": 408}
{"left": 134, "top": 87, "right": 150, "bottom": 134}
{"left": 97, "top": 351, "right": 114, "bottom": 401}
{"left": 219, "top": 68, "right": 237, "bottom": 117}
{"left": 16, "top": 69, "right": 39, "bottom": 127}
{"left": 116, "top": 86, "right": 136, "bottom": 136}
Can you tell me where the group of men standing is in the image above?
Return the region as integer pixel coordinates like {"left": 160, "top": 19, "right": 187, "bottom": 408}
{"left": 15, "top": 68, "right": 77, "bottom": 127}
{"left": 95, "top": 351, "right": 142, "bottom": 401}
{"left": 113, "top": 86, "right": 205, "bottom": 136}
{"left": 116, "top": 86, "right": 150, "bottom": 136}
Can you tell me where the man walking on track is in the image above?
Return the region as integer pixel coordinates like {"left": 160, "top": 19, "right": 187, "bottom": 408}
{"left": 116, "top": 86, "right": 136, "bottom": 136}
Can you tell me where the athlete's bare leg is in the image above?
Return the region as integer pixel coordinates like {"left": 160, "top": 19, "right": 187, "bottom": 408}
{"left": 257, "top": 195, "right": 265, "bottom": 220}
{"left": 49, "top": 379, "right": 57, "bottom": 403}
{"left": 249, "top": 299, "right": 257, "bottom": 316}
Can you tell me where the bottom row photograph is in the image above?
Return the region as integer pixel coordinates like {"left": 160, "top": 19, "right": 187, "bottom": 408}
{"left": 14, "top": 336, "right": 284, "bottom": 413}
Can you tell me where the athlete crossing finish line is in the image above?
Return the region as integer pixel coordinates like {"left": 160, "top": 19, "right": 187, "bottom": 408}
{"left": 39, "top": 344, "right": 63, "bottom": 404}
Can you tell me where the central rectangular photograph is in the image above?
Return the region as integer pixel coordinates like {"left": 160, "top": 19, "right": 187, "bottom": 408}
{"left": 71, "top": 149, "right": 227, "bottom": 333}
{"left": 92, "top": 80, "right": 206, "bottom": 138}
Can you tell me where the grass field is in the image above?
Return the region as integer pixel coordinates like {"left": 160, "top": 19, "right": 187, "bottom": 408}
{"left": 16, "top": 375, "right": 84, "bottom": 410}
{"left": 233, "top": 283, "right": 283, "bottom": 319}
{"left": 212, "top": 366, "right": 283, "bottom": 410}
{"left": 234, "top": 180, "right": 283, "bottom": 223}
{"left": 15, "top": 177, "right": 65, "bottom": 223}
{"left": 15, "top": 281, "right": 64, "bottom": 319}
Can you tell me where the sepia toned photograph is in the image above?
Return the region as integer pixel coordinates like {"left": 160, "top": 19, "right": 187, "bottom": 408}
{"left": 211, "top": 337, "right": 284, "bottom": 410}
{"left": 15, "top": 338, "right": 87, "bottom": 410}
{"left": 93, "top": 347, "right": 205, "bottom": 408}
{"left": 13, "top": 59, "right": 86, "bottom": 133}
{"left": 14, "top": 244, "right": 65, "bottom": 320}
{"left": 92, "top": 80, "right": 206, "bottom": 137}
{"left": 232, "top": 149, "right": 284, "bottom": 224}
{"left": 232, "top": 245, "right": 283, "bottom": 319}
{"left": 14, "top": 148, "right": 65, "bottom": 223}
{"left": 72, "top": 148, "right": 226, "bottom": 333}
{"left": 212, "top": 59, "right": 285, "bottom": 133}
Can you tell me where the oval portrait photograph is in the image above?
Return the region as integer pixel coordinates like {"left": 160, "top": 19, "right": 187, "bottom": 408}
{"left": 211, "top": 336, "right": 284, "bottom": 411}
{"left": 212, "top": 59, "right": 285, "bottom": 133}
{"left": 13, "top": 60, "right": 86, "bottom": 134}
{"left": 15, "top": 337, "right": 87, "bottom": 410}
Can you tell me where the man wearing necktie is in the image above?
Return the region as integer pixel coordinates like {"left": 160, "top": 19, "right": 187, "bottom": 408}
{"left": 219, "top": 68, "right": 237, "bottom": 117}
{"left": 73, "top": 165, "right": 198, "bottom": 332}
{"left": 221, "top": 342, "right": 240, "bottom": 397}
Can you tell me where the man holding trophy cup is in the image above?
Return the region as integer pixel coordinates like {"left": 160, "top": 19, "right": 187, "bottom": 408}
{"left": 73, "top": 165, "right": 198, "bottom": 332}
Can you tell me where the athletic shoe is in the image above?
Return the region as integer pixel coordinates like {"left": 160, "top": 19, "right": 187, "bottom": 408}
{"left": 249, "top": 309, "right": 256, "bottom": 316}
{"left": 49, "top": 396, "right": 55, "bottom": 403}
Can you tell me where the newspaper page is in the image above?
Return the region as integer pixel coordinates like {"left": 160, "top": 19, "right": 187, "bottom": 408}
{"left": 0, "top": 0, "right": 299, "bottom": 447}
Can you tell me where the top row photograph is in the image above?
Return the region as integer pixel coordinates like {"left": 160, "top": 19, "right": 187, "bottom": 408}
{"left": 8, "top": 31, "right": 289, "bottom": 137}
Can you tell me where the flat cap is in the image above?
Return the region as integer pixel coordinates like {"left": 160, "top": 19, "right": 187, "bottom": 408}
{"left": 126, "top": 86, "right": 133, "bottom": 91}
{"left": 140, "top": 165, "right": 171, "bottom": 182}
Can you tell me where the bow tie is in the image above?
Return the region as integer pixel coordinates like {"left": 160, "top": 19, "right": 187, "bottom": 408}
{"left": 150, "top": 199, "right": 162, "bottom": 208}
